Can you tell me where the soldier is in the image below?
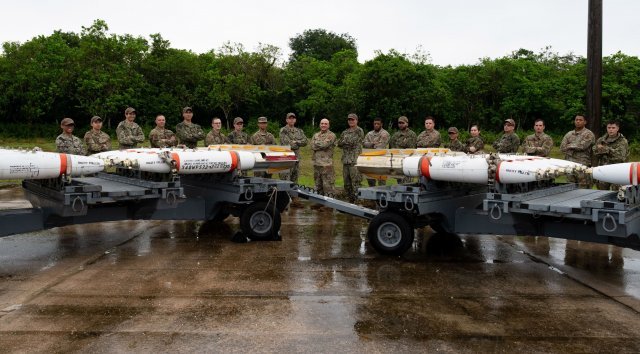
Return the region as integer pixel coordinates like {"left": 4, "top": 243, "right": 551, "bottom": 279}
{"left": 466, "top": 124, "right": 484, "bottom": 154}
{"left": 444, "top": 127, "right": 465, "bottom": 152}
{"left": 492, "top": 118, "right": 520, "bottom": 153}
{"left": 56, "top": 117, "right": 86, "bottom": 155}
{"left": 84, "top": 116, "right": 111, "bottom": 155}
{"left": 116, "top": 107, "right": 144, "bottom": 149}
{"left": 389, "top": 116, "right": 417, "bottom": 149}
{"left": 311, "top": 118, "right": 337, "bottom": 199}
{"left": 250, "top": 116, "right": 276, "bottom": 178}
{"left": 337, "top": 113, "right": 365, "bottom": 203}
{"left": 363, "top": 117, "right": 390, "bottom": 186}
{"left": 593, "top": 120, "right": 629, "bottom": 190}
{"left": 522, "top": 119, "right": 553, "bottom": 157}
{"left": 560, "top": 115, "right": 596, "bottom": 188}
{"left": 228, "top": 117, "right": 249, "bottom": 144}
{"left": 279, "top": 112, "right": 308, "bottom": 186}
{"left": 149, "top": 114, "right": 177, "bottom": 148}
{"left": 416, "top": 116, "right": 441, "bottom": 148}
{"left": 175, "top": 107, "right": 204, "bottom": 148}
{"left": 204, "top": 117, "right": 230, "bottom": 145}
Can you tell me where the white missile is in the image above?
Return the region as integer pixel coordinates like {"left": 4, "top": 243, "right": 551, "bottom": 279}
{"left": 204, "top": 144, "right": 298, "bottom": 172}
{"left": 92, "top": 149, "right": 255, "bottom": 174}
{"left": 0, "top": 149, "right": 104, "bottom": 180}
{"left": 356, "top": 148, "right": 456, "bottom": 178}
{"left": 591, "top": 162, "right": 640, "bottom": 185}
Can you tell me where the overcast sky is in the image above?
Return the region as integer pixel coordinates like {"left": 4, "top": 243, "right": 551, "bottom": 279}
{"left": 1, "top": 0, "right": 638, "bottom": 66}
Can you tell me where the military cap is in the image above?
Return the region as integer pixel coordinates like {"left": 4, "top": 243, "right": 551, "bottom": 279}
{"left": 398, "top": 116, "right": 408, "bottom": 123}
{"left": 257, "top": 116, "right": 268, "bottom": 123}
{"left": 447, "top": 127, "right": 459, "bottom": 133}
{"left": 61, "top": 118, "right": 75, "bottom": 126}
{"left": 125, "top": 107, "right": 136, "bottom": 114}
{"left": 233, "top": 117, "right": 244, "bottom": 124}
{"left": 182, "top": 106, "right": 193, "bottom": 113}
{"left": 91, "top": 116, "right": 102, "bottom": 124}
{"left": 504, "top": 118, "right": 516, "bottom": 126}
{"left": 347, "top": 113, "right": 358, "bottom": 120}
{"left": 286, "top": 112, "right": 296, "bottom": 118}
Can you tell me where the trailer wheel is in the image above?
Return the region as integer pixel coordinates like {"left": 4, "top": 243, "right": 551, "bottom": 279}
{"left": 240, "top": 201, "right": 281, "bottom": 241}
{"left": 367, "top": 212, "right": 414, "bottom": 255}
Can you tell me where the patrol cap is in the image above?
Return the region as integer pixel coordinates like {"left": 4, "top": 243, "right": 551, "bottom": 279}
{"left": 347, "top": 113, "right": 358, "bottom": 120}
{"left": 125, "top": 107, "right": 136, "bottom": 114}
{"left": 257, "top": 116, "right": 268, "bottom": 123}
{"left": 233, "top": 117, "right": 244, "bottom": 124}
{"left": 61, "top": 118, "right": 75, "bottom": 126}
{"left": 504, "top": 118, "right": 516, "bottom": 126}
{"left": 286, "top": 112, "right": 296, "bottom": 118}
{"left": 447, "top": 127, "right": 459, "bottom": 134}
{"left": 182, "top": 106, "right": 193, "bottom": 113}
{"left": 398, "top": 116, "right": 408, "bottom": 123}
{"left": 91, "top": 116, "right": 102, "bottom": 124}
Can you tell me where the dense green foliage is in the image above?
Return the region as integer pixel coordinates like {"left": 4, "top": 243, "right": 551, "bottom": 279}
{"left": 1, "top": 20, "right": 639, "bottom": 141}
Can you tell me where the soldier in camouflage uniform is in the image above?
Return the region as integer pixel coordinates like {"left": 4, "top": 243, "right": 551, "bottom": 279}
{"left": 445, "top": 127, "right": 465, "bottom": 152}
{"left": 416, "top": 116, "right": 441, "bottom": 148}
{"left": 84, "top": 116, "right": 111, "bottom": 155}
{"left": 363, "top": 117, "right": 390, "bottom": 186}
{"left": 278, "top": 112, "right": 308, "bottom": 185}
{"left": 389, "top": 116, "right": 417, "bottom": 184}
{"left": 522, "top": 119, "right": 553, "bottom": 157}
{"left": 466, "top": 125, "right": 484, "bottom": 154}
{"left": 311, "top": 118, "right": 336, "bottom": 197}
{"left": 250, "top": 116, "right": 276, "bottom": 178}
{"left": 149, "top": 114, "right": 177, "bottom": 148}
{"left": 492, "top": 118, "right": 520, "bottom": 153}
{"left": 337, "top": 113, "right": 365, "bottom": 203}
{"left": 116, "top": 107, "right": 145, "bottom": 149}
{"left": 205, "top": 117, "right": 229, "bottom": 145}
{"left": 228, "top": 117, "right": 249, "bottom": 144}
{"left": 175, "top": 107, "right": 204, "bottom": 149}
{"left": 56, "top": 117, "right": 86, "bottom": 155}
{"left": 560, "top": 115, "right": 596, "bottom": 188}
{"left": 593, "top": 120, "right": 629, "bottom": 190}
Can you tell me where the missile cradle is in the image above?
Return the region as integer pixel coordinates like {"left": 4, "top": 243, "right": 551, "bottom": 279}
{"left": 0, "top": 149, "right": 104, "bottom": 180}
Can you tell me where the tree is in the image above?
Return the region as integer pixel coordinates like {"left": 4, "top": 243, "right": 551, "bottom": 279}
{"left": 289, "top": 29, "right": 357, "bottom": 62}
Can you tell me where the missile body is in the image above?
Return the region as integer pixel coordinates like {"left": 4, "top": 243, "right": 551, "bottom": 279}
{"left": 0, "top": 149, "right": 104, "bottom": 180}
{"left": 93, "top": 149, "right": 255, "bottom": 174}
{"left": 204, "top": 144, "right": 298, "bottom": 172}
{"left": 591, "top": 162, "right": 640, "bottom": 185}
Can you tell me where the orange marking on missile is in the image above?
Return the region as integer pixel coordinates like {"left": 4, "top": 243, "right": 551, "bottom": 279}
{"left": 419, "top": 156, "right": 432, "bottom": 180}
{"left": 171, "top": 152, "right": 181, "bottom": 171}
{"left": 59, "top": 153, "right": 67, "bottom": 175}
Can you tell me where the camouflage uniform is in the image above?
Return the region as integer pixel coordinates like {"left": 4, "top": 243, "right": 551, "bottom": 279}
{"left": 250, "top": 130, "right": 276, "bottom": 177}
{"left": 116, "top": 120, "right": 144, "bottom": 149}
{"left": 593, "top": 133, "right": 629, "bottom": 190}
{"left": 84, "top": 130, "right": 111, "bottom": 155}
{"left": 445, "top": 139, "right": 466, "bottom": 152}
{"left": 311, "top": 130, "right": 337, "bottom": 195}
{"left": 389, "top": 129, "right": 417, "bottom": 149}
{"left": 279, "top": 126, "right": 308, "bottom": 183}
{"left": 466, "top": 136, "right": 484, "bottom": 154}
{"left": 560, "top": 128, "right": 595, "bottom": 188}
{"left": 56, "top": 134, "right": 86, "bottom": 155}
{"left": 338, "top": 126, "right": 365, "bottom": 203}
{"left": 522, "top": 132, "right": 553, "bottom": 157}
{"left": 205, "top": 130, "right": 229, "bottom": 145}
{"left": 363, "top": 128, "right": 390, "bottom": 186}
{"left": 228, "top": 130, "right": 249, "bottom": 144}
{"left": 416, "top": 130, "right": 441, "bottom": 148}
{"left": 176, "top": 122, "right": 205, "bottom": 149}
{"left": 492, "top": 132, "right": 520, "bottom": 153}
{"left": 149, "top": 127, "right": 177, "bottom": 148}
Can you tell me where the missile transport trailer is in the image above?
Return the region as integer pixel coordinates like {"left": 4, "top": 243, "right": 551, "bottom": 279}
{"left": 295, "top": 179, "right": 640, "bottom": 255}
{"left": 0, "top": 168, "right": 293, "bottom": 241}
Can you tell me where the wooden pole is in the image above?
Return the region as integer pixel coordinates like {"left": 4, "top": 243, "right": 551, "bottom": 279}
{"left": 587, "top": 0, "right": 602, "bottom": 137}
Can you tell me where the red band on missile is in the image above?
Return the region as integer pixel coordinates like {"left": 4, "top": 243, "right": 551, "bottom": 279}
{"left": 636, "top": 162, "right": 640, "bottom": 185}
{"left": 419, "top": 156, "right": 432, "bottom": 180}
{"left": 59, "top": 153, "right": 67, "bottom": 175}
{"left": 495, "top": 161, "right": 502, "bottom": 183}
{"left": 229, "top": 151, "right": 239, "bottom": 172}
{"left": 171, "top": 152, "right": 180, "bottom": 171}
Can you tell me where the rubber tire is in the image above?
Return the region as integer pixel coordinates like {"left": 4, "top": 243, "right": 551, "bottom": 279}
{"left": 240, "top": 201, "right": 282, "bottom": 241}
{"left": 367, "top": 212, "right": 415, "bottom": 255}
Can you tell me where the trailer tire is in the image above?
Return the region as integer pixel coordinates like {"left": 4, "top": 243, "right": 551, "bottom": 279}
{"left": 367, "top": 212, "right": 414, "bottom": 255}
{"left": 241, "top": 201, "right": 281, "bottom": 241}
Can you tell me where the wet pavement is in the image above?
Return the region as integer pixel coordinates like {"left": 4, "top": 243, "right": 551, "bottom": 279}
{"left": 1, "top": 186, "right": 640, "bottom": 352}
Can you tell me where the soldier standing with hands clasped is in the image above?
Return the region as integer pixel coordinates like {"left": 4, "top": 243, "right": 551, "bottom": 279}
{"left": 205, "top": 117, "right": 229, "bottom": 145}
{"left": 250, "top": 116, "right": 276, "bottom": 178}
{"left": 363, "top": 117, "right": 390, "bottom": 186}
{"left": 84, "top": 116, "right": 111, "bottom": 155}
{"left": 175, "top": 107, "right": 204, "bottom": 148}
{"left": 56, "top": 117, "right": 86, "bottom": 155}
{"left": 416, "top": 116, "right": 441, "bottom": 148}
{"left": 116, "top": 107, "right": 144, "bottom": 149}
{"left": 492, "top": 118, "right": 520, "bottom": 153}
{"left": 311, "top": 118, "right": 337, "bottom": 203}
{"left": 560, "top": 115, "right": 596, "bottom": 188}
{"left": 593, "top": 120, "right": 629, "bottom": 190}
{"left": 337, "top": 113, "right": 365, "bottom": 203}
{"left": 228, "top": 117, "right": 249, "bottom": 144}
{"left": 279, "top": 112, "right": 308, "bottom": 207}
{"left": 522, "top": 119, "right": 553, "bottom": 157}
{"left": 149, "top": 114, "right": 177, "bottom": 148}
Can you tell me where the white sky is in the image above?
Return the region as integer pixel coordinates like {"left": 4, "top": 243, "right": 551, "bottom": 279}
{"left": 1, "top": 0, "right": 638, "bottom": 66}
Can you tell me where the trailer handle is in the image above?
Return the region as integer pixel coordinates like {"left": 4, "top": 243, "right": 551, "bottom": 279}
{"left": 602, "top": 213, "right": 618, "bottom": 233}
{"left": 404, "top": 196, "right": 414, "bottom": 211}
{"left": 490, "top": 203, "right": 502, "bottom": 220}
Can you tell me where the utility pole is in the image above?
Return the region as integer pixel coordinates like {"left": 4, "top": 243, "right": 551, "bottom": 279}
{"left": 587, "top": 0, "right": 602, "bottom": 137}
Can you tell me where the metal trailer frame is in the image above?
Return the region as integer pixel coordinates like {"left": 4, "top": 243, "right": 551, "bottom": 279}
{"left": 0, "top": 170, "right": 294, "bottom": 241}
{"left": 294, "top": 179, "right": 640, "bottom": 255}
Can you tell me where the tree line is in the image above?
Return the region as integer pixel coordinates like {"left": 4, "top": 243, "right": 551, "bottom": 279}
{"left": 1, "top": 19, "right": 639, "bottom": 141}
